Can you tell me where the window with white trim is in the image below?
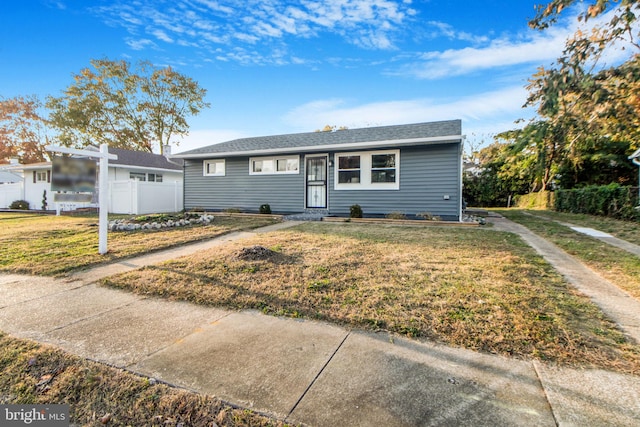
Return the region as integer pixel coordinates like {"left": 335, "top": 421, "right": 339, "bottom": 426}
{"left": 148, "top": 173, "right": 163, "bottom": 182}
{"left": 250, "top": 155, "right": 299, "bottom": 175}
{"left": 203, "top": 159, "right": 225, "bottom": 176}
{"left": 130, "top": 172, "right": 146, "bottom": 181}
{"left": 335, "top": 150, "right": 399, "bottom": 190}
{"left": 36, "top": 171, "right": 48, "bottom": 182}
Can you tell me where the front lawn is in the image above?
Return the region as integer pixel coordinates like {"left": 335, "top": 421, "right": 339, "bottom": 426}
{"left": 0, "top": 213, "right": 278, "bottom": 276}
{"left": 498, "top": 209, "right": 640, "bottom": 300}
{"left": 102, "top": 222, "right": 640, "bottom": 374}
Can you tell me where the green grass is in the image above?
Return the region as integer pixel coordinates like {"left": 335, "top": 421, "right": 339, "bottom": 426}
{"left": 498, "top": 209, "right": 640, "bottom": 300}
{"left": 102, "top": 222, "right": 640, "bottom": 374}
{"left": 0, "top": 213, "right": 278, "bottom": 276}
{"left": 0, "top": 332, "right": 291, "bottom": 426}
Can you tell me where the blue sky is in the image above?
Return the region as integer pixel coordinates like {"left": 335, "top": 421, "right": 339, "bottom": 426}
{"left": 0, "top": 1, "right": 629, "bottom": 154}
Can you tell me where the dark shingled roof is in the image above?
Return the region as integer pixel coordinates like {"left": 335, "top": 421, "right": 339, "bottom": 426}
{"left": 175, "top": 120, "right": 462, "bottom": 158}
{"left": 108, "top": 147, "right": 183, "bottom": 170}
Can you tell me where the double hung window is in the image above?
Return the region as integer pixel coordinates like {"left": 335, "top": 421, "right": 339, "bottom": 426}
{"left": 335, "top": 150, "right": 399, "bottom": 190}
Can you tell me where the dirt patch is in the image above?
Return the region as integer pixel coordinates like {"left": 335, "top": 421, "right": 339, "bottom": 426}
{"left": 235, "top": 245, "right": 280, "bottom": 261}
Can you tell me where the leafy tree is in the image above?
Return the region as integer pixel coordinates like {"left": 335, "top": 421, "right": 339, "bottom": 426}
{"left": 491, "top": 2, "right": 640, "bottom": 191}
{"left": 530, "top": 0, "right": 640, "bottom": 71}
{"left": 0, "top": 95, "right": 49, "bottom": 164}
{"left": 47, "top": 59, "right": 209, "bottom": 154}
{"left": 463, "top": 141, "right": 534, "bottom": 207}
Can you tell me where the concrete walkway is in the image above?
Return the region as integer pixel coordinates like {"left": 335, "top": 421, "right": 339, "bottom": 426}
{"left": 490, "top": 215, "right": 640, "bottom": 344}
{"left": 520, "top": 211, "right": 640, "bottom": 257}
{"left": 1, "top": 220, "right": 639, "bottom": 426}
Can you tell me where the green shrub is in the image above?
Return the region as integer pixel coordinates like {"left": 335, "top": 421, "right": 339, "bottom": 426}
{"left": 259, "top": 203, "right": 272, "bottom": 214}
{"left": 350, "top": 204, "right": 363, "bottom": 218}
{"left": 386, "top": 211, "right": 406, "bottom": 220}
{"left": 514, "top": 191, "right": 555, "bottom": 209}
{"left": 9, "top": 200, "right": 29, "bottom": 210}
{"left": 223, "top": 208, "right": 242, "bottom": 213}
{"left": 554, "top": 184, "right": 639, "bottom": 221}
{"left": 416, "top": 212, "right": 441, "bottom": 221}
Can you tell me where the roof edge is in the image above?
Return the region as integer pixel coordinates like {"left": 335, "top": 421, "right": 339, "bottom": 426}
{"left": 109, "top": 164, "right": 183, "bottom": 173}
{"left": 173, "top": 134, "right": 462, "bottom": 159}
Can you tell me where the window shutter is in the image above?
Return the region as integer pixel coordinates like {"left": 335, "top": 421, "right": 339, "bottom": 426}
{"left": 47, "top": 170, "right": 51, "bottom": 183}
{"left": 33, "top": 171, "right": 36, "bottom": 183}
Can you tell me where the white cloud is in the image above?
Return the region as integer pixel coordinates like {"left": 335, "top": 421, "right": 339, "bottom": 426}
{"left": 283, "top": 85, "right": 531, "bottom": 133}
{"left": 397, "top": 7, "right": 639, "bottom": 80}
{"left": 425, "top": 21, "right": 489, "bottom": 44}
{"left": 93, "top": 0, "right": 415, "bottom": 61}
{"left": 126, "top": 38, "right": 157, "bottom": 50}
{"left": 152, "top": 29, "right": 174, "bottom": 43}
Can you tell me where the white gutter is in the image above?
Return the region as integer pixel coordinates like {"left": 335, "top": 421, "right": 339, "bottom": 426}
{"left": 172, "top": 135, "right": 463, "bottom": 159}
{"left": 110, "top": 164, "right": 183, "bottom": 174}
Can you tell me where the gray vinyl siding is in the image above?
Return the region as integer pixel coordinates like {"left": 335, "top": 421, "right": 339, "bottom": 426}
{"left": 184, "top": 156, "right": 305, "bottom": 213}
{"left": 328, "top": 144, "right": 461, "bottom": 220}
{"left": 184, "top": 143, "right": 461, "bottom": 220}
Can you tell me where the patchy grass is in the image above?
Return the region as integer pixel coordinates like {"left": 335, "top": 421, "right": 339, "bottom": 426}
{"left": 498, "top": 209, "right": 640, "bottom": 300}
{"left": 0, "top": 213, "right": 278, "bottom": 276}
{"left": 509, "top": 209, "right": 640, "bottom": 245}
{"left": 102, "top": 222, "right": 640, "bottom": 374}
{"left": 0, "top": 331, "right": 290, "bottom": 426}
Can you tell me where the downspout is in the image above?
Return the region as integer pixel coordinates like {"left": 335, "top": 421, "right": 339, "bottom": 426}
{"left": 459, "top": 138, "right": 464, "bottom": 222}
{"left": 629, "top": 151, "right": 640, "bottom": 205}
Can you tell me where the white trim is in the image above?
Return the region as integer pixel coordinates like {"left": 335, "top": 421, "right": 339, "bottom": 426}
{"left": 35, "top": 171, "right": 48, "bottom": 182}
{"left": 249, "top": 155, "right": 300, "bottom": 175}
{"left": 334, "top": 149, "right": 400, "bottom": 191}
{"left": 173, "top": 135, "right": 462, "bottom": 159}
{"left": 14, "top": 164, "right": 51, "bottom": 171}
{"left": 110, "top": 164, "right": 182, "bottom": 174}
{"left": 18, "top": 162, "right": 180, "bottom": 174}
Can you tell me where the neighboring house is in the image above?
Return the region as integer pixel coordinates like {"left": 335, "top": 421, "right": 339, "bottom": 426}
{"left": 0, "top": 161, "right": 24, "bottom": 208}
{"left": 1, "top": 147, "right": 184, "bottom": 214}
{"left": 174, "top": 120, "right": 463, "bottom": 221}
{"left": 0, "top": 162, "right": 22, "bottom": 184}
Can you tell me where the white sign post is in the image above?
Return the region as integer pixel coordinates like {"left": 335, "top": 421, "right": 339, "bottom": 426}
{"left": 46, "top": 144, "right": 118, "bottom": 254}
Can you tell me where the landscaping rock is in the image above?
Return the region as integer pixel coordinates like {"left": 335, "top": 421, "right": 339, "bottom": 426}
{"left": 108, "top": 214, "right": 215, "bottom": 232}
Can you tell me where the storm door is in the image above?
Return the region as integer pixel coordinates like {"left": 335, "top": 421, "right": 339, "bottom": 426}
{"left": 305, "top": 156, "right": 327, "bottom": 208}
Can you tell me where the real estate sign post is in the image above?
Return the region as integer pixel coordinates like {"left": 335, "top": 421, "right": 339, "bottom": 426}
{"left": 46, "top": 144, "right": 118, "bottom": 254}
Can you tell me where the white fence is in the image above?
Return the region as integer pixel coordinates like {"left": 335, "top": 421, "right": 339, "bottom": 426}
{"left": 109, "top": 180, "right": 183, "bottom": 214}
{"left": 0, "top": 183, "right": 24, "bottom": 208}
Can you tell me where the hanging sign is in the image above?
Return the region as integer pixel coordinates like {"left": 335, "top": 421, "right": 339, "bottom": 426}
{"left": 51, "top": 156, "right": 97, "bottom": 193}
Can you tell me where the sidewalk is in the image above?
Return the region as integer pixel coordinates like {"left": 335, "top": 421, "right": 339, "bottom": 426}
{"left": 1, "top": 220, "right": 639, "bottom": 426}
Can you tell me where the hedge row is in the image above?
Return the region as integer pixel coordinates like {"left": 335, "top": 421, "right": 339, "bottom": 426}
{"left": 515, "top": 191, "right": 555, "bottom": 209}
{"left": 554, "top": 184, "right": 640, "bottom": 221}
